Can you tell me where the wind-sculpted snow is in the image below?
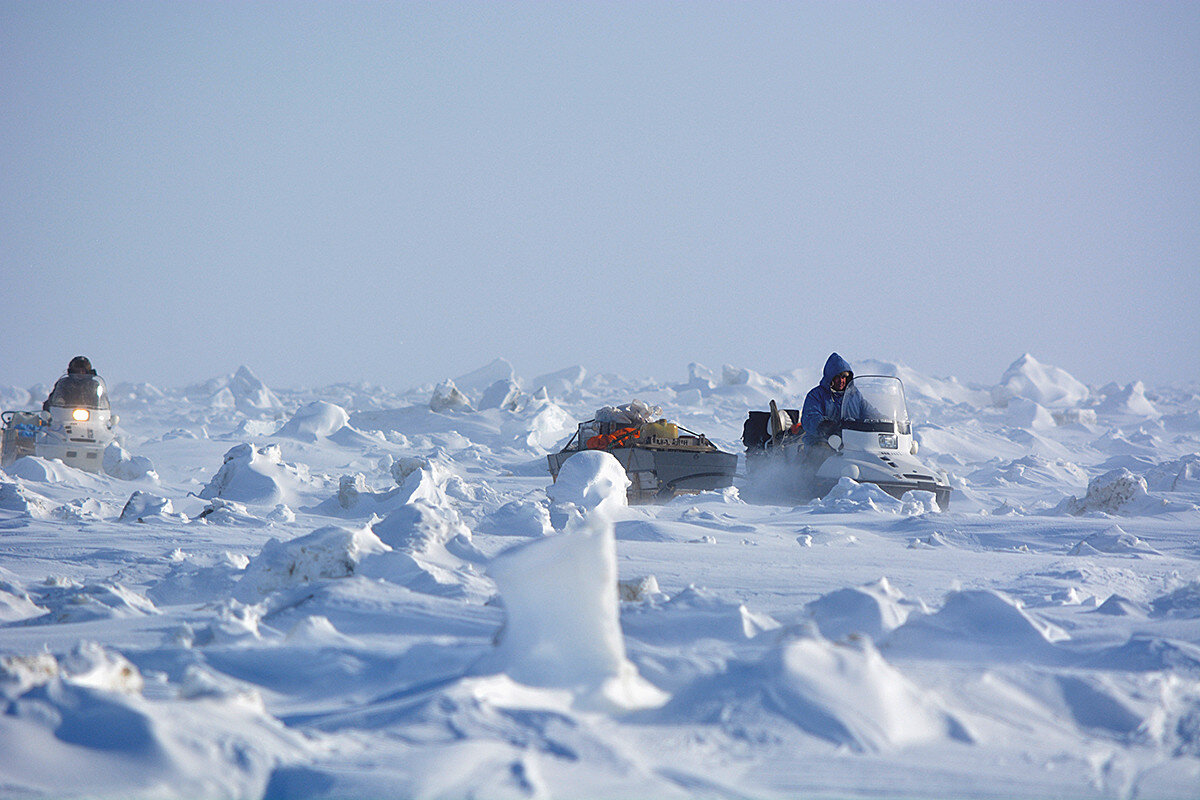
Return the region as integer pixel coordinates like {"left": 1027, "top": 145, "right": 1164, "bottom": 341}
{"left": 992, "top": 353, "right": 1090, "bottom": 409}
{"left": 103, "top": 441, "right": 158, "bottom": 482}
{"left": 233, "top": 525, "right": 390, "bottom": 602}
{"left": 200, "top": 443, "right": 316, "bottom": 506}
{"left": 482, "top": 513, "right": 667, "bottom": 711}
{"left": 804, "top": 577, "right": 921, "bottom": 641}
{"left": 545, "top": 449, "right": 629, "bottom": 525}
{"left": 2, "top": 357, "right": 1200, "bottom": 798}
{"left": 1055, "top": 467, "right": 1194, "bottom": 516}
{"left": 886, "top": 589, "right": 1068, "bottom": 661}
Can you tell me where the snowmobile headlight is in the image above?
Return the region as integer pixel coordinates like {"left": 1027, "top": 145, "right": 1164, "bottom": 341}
{"left": 72, "top": 408, "right": 90, "bottom": 422}
{"left": 878, "top": 433, "right": 898, "bottom": 450}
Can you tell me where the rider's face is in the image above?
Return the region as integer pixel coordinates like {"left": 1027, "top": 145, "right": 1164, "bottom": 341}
{"left": 831, "top": 372, "right": 851, "bottom": 391}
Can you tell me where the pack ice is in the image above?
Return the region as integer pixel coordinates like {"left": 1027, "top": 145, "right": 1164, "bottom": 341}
{"left": 0, "top": 354, "right": 1199, "bottom": 799}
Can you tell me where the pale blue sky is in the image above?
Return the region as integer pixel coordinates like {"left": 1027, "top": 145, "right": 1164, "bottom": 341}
{"left": 2, "top": 2, "right": 1197, "bottom": 392}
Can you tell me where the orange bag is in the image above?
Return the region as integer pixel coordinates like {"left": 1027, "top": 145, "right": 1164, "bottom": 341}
{"left": 586, "top": 427, "right": 640, "bottom": 450}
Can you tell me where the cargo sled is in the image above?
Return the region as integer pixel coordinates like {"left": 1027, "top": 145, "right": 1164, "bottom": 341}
{"left": 744, "top": 375, "right": 951, "bottom": 509}
{"left": 549, "top": 402, "right": 737, "bottom": 503}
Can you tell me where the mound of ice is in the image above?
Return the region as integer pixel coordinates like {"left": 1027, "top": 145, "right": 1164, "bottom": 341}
{"left": 275, "top": 400, "right": 350, "bottom": 441}
{"left": 478, "top": 378, "right": 524, "bottom": 411}
{"left": 1150, "top": 581, "right": 1200, "bottom": 620}
{"left": 25, "top": 578, "right": 157, "bottom": 625}
{"left": 0, "top": 648, "right": 306, "bottom": 797}
{"left": 992, "top": 354, "right": 1089, "bottom": 409}
{"left": 1068, "top": 525, "right": 1161, "bottom": 556}
{"left": 0, "top": 481, "right": 52, "bottom": 520}
{"left": 1097, "top": 381, "right": 1160, "bottom": 418}
{"left": 60, "top": 641, "right": 145, "bottom": 694}
{"left": 227, "top": 365, "right": 284, "bottom": 414}
{"left": 102, "top": 442, "right": 158, "bottom": 482}
{"left": 805, "top": 578, "right": 918, "bottom": 641}
{"left": 148, "top": 551, "right": 249, "bottom": 606}
{"left": 530, "top": 365, "right": 586, "bottom": 398}
{"left": 365, "top": 467, "right": 490, "bottom": 598}
{"left": 621, "top": 585, "right": 780, "bottom": 644}
{"left": 969, "top": 455, "right": 1089, "bottom": 489}
{"left": 810, "top": 478, "right": 906, "bottom": 514}
{"left": 0, "top": 579, "right": 46, "bottom": 623}
{"left": 233, "top": 524, "right": 390, "bottom": 601}
{"left": 1055, "top": 468, "right": 1185, "bottom": 516}
{"left": 1145, "top": 455, "right": 1200, "bottom": 493}
{"left": 312, "top": 463, "right": 452, "bottom": 519}
{"left": 674, "top": 362, "right": 717, "bottom": 393}
{"left": 886, "top": 589, "right": 1067, "bottom": 661}
{"left": 1091, "top": 594, "right": 1148, "bottom": 616}
{"left": 119, "top": 491, "right": 187, "bottom": 523}
{"left": 5, "top": 456, "right": 98, "bottom": 486}
{"left": 484, "top": 513, "right": 667, "bottom": 711}
{"left": 546, "top": 451, "right": 630, "bottom": 522}
{"left": 1083, "top": 634, "right": 1200, "bottom": 673}
{"left": 430, "top": 379, "right": 473, "bottom": 412}
{"left": 199, "top": 443, "right": 311, "bottom": 506}
{"left": 475, "top": 499, "right": 552, "bottom": 537}
{"left": 453, "top": 358, "right": 518, "bottom": 396}
{"left": 503, "top": 401, "right": 576, "bottom": 451}
{"left": 763, "top": 630, "right": 971, "bottom": 751}
{"left": 1004, "top": 397, "right": 1056, "bottom": 430}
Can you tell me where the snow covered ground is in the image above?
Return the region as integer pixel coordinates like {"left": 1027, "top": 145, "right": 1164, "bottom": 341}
{"left": 1, "top": 354, "right": 1199, "bottom": 799}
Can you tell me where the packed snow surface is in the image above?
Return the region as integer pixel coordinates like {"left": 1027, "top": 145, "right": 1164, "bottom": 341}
{"left": 1, "top": 354, "right": 1199, "bottom": 799}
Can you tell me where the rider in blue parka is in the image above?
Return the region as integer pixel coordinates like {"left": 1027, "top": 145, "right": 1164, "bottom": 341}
{"left": 800, "top": 353, "right": 854, "bottom": 447}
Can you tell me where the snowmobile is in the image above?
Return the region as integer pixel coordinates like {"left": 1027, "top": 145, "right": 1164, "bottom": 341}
{"left": 548, "top": 405, "right": 738, "bottom": 503}
{"left": 1, "top": 373, "right": 117, "bottom": 473}
{"left": 743, "top": 375, "right": 952, "bottom": 509}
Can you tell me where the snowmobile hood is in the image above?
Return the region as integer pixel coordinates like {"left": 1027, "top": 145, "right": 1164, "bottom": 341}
{"left": 823, "top": 353, "right": 853, "bottom": 389}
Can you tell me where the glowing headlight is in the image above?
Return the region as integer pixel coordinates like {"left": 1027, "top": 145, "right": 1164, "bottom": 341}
{"left": 72, "top": 408, "right": 90, "bottom": 422}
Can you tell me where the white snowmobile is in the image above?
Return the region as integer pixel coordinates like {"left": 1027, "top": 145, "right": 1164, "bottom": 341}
{"left": 1, "top": 373, "right": 117, "bottom": 473}
{"left": 744, "top": 375, "right": 951, "bottom": 509}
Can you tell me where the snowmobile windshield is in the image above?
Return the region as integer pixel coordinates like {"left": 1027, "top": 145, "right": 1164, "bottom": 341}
{"left": 45, "top": 374, "right": 110, "bottom": 411}
{"left": 840, "top": 376, "right": 909, "bottom": 434}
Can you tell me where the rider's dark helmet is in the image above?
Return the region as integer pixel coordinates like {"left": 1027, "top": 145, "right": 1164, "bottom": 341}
{"left": 67, "top": 356, "right": 94, "bottom": 375}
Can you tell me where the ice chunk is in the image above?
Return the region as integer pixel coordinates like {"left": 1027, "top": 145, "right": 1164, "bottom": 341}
{"left": 275, "top": 400, "right": 350, "bottom": 441}
{"left": 809, "top": 478, "right": 905, "bottom": 514}
{"left": 199, "top": 443, "right": 310, "bottom": 506}
{"left": 805, "top": 577, "right": 916, "bottom": 641}
{"left": 227, "top": 365, "right": 284, "bottom": 414}
{"left": 530, "top": 365, "right": 586, "bottom": 398}
{"left": 430, "top": 379, "right": 473, "bottom": 412}
{"left": 478, "top": 378, "right": 523, "bottom": 411}
{"left": 484, "top": 513, "right": 667, "bottom": 710}
{"left": 60, "top": 641, "right": 143, "bottom": 695}
{"left": 453, "top": 358, "right": 517, "bottom": 396}
{"left": 103, "top": 442, "right": 158, "bottom": 482}
{"left": 1004, "top": 397, "right": 1056, "bottom": 430}
{"left": 1097, "top": 381, "right": 1160, "bottom": 418}
{"left": 119, "top": 491, "right": 186, "bottom": 523}
{"left": 233, "top": 524, "right": 390, "bottom": 600}
{"left": 546, "top": 450, "right": 630, "bottom": 522}
{"left": 765, "top": 630, "right": 971, "bottom": 751}
{"left": 1055, "top": 468, "right": 1188, "bottom": 516}
{"left": 991, "top": 353, "right": 1089, "bottom": 409}
{"left": 476, "top": 499, "right": 552, "bottom": 537}
{"left": 1068, "top": 525, "right": 1161, "bottom": 556}
{"left": 886, "top": 588, "right": 1067, "bottom": 661}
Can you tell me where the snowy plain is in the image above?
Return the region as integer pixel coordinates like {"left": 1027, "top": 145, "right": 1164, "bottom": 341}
{"left": 1, "top": 353, "right": 1199, "bottom": 799}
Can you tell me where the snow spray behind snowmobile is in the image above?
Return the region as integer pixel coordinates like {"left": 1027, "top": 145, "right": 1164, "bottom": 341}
{"left": 743, "top": 375, "right": 952, "bottom": 509}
